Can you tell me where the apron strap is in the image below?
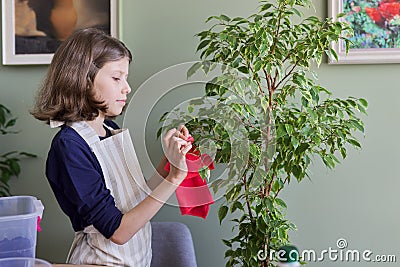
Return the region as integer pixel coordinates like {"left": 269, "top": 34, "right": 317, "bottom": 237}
{"left": 68, "top": 121, "right": 100, "bottom": 148}
{"left": 103, "top": 122, "right": 115, "bottom": 131}
{"left": 103, "top": 122, "right": 125, "bottom": 136}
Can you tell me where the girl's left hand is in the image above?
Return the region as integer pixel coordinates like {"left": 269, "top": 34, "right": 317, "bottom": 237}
{"left": 178, "top": 124, "right": 189, "bottom": 140}
{"left": 162, "top": 126, "right": 192, "bottom": 184}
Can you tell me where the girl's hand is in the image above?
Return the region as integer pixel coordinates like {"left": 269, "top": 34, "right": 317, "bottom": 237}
{"left": 162, "top": 127, "right": 192, "bottom": 184}
{"left": 178, "top": 124, "right": 189, "bottom": 139}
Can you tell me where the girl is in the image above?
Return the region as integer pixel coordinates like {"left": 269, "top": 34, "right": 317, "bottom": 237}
{"left": 32, "top": 28, "right": 192, "bottom": 266}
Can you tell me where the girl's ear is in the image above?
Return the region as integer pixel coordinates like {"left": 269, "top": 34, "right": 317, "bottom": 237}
{"left": 86, "top": 75, "right": 94, "bottom": 91}
{"left": 86, "top": 64, "right": 97, "bottom": 88}
{"left": 86, "top": 71, "right": 94, "bottom": 90}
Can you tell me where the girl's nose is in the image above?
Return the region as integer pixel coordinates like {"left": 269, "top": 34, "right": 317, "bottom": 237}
{"left": 123, "top": 80, "right": 132, "bottom": 94}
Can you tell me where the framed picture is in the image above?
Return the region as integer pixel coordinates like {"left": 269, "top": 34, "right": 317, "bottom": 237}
{"left": 329, "top": 0, "right": 400, "bottom": 64}
{"left": 2, "top": 0, "right": 119, "bottom": 65}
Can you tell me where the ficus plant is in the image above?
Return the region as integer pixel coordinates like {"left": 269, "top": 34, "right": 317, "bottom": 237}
{"left": 0, "top": 104, "right": 36, "bottom": 197}
{"left": 159, "top": 0, "right": 367, "bottom": 266}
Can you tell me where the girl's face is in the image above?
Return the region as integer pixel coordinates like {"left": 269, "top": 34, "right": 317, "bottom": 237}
{"left": 93, "top": 57, "right": 131, "bottom": 117}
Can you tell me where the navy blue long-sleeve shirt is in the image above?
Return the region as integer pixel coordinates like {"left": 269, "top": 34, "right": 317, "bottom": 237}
{"left": 46, "top": 120, "right": 123, "bottom": 239}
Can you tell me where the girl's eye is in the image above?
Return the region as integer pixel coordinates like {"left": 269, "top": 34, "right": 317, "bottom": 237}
{"left": 113, "top": 77, "right": 120, "bottom": 82}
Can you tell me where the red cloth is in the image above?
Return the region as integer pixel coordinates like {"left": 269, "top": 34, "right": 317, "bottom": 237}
{"left": 164, "top": 135, "right": 215, "bottom": 219}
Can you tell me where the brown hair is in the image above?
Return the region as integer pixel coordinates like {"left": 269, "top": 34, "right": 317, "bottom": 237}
{"left": 31, "top": 28, "right": 132, "bottom": 123}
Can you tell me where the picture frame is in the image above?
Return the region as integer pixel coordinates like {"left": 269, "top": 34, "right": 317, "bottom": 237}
{"left": 2, "top": 0, "right": 119, "bottom": 65}
{"left": 328, "top": 0, "right": 400, "bottom": 64}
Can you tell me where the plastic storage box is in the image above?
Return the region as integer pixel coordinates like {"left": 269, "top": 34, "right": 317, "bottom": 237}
{"left": 0, "top": 257, "right": 51, "bottom": 267}
{"left": 0, "top": 196, "right": 44, "bottom": 258}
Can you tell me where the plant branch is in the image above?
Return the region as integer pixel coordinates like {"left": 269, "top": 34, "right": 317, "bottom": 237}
{"left": 272, "top": 69, "right": 279, "bottom": 90}
{"left": 249, "top": 65, "right": 265, "bottom": 96}
{"left": 242, "top": 168, "right": 253, "bottom": 221}
{"left": 269, "top": 4, "right": 284, "bottom": 55}
{"left": 273, "top": 176, "right": 289, "bottom": 199}
{"left": 264, "top": 69, "right": 273, "bottom": 93}
{"left": 275, "top": 60, "right": 299, "bottom": 90}
{"left": 264, "top": 174, "right": 275, "bottom": 197}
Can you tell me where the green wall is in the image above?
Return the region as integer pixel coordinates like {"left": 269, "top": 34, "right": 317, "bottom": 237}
{"left": 1, "top": 1, "right": 399, "bottom": 266}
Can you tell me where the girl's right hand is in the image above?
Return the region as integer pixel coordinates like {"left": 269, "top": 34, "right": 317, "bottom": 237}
{"left": 162, "top": 127, "right": 192, "bottom": 184}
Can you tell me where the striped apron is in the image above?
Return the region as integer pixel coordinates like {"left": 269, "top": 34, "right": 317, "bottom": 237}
{"left": 66, "top": 121, "right": 152, "bottom": 267}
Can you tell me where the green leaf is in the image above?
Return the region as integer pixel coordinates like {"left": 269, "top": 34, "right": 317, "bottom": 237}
{"left": 255, "top": 204, "right": 262, "bottom": 214}
{"left": 345, "top": 39, "right": 351, "bottom": 53}
{"left": 277, "top": 124, "right": 287, "bottom": 138}
{"left": 260, "top": 3, "right": 273, "bottom": 12}
{"left": 331, "top": 154, "right": 341, "bottom": 164}
{"left": 19, "top": 152, "right": 37, "bottom": 158}
{"left": 156, "top": 127, "right": 162, "bottom": 139}
{"left": 249, "top": 144, "right": 259, "bottom": 158}
{"left": 231, "top": 201, "right": 243, "bottom": 213}
{"left": 219, "top": 33, "right": 228, "bottom": 41}
{"left": 292, "top": 165, "right": 302, "bottom": 179}
{"left": 329, "top": 47, "right": 338, "bottom": 61}
{"left": 219, "top": 14, "right": 231, "bottom": 22}
{"left": 357, "top": 103, "right": 367, "bottom": 115}
{"left": 257, "top": 216, "right": 267, "bottom": 234}
{"left": 187, "top": 62, "right": 202, "bottom": 79}
{"left": 250, "top": 45, "right": 260, "bottom": 57}
{"left": 275, "top": 198, "right": 287, "bottom": 209}
{"left": 10, "top": 160, "right": 20, "bottom": 176}
{"left": 159, "top": 111, "right": 169, "bottom": 123}
{"left": 285, "top": 124, "right": 294, "bottom": 135}
{"left": 347, "top": 99, "right": 357, "bottom": 108}
{"left": 222, "top": 239, "right": 232, "bottom": 247}
{"left": 245, "top": 105, "right": 256, "bottom": 116}
{"left": 322, "top": 155, "right": 334, "bottom": 169}
{"left": 350, "top": 119, "right": 364, "bottom": 133}
{"left": 232, "top": 57, "right": 242, "bottom": 68}
{"left": 196, "top": 30, "right": 209, "bottom": 40}
{"left": 291, "top": 136, "right": 299, "bottom": 148}
{"left": 253, "top": 60, "right": 263, "bottom": 72}
{"left": 278, "top": 227, "right": 287, "bottom": 239}
{"left": 272, "top": 180, "right": 280, "bottom": 193}
{"left": 340, "top": 147, "right": 347, "bottom": 159}
{"left": 263, "top": 197, "right": 273, "bottom": 211}
{"left": 301, "top": 96, "right": 309, "bottom": 108}
{"left": 210, "top": 179, "right": 223, "bottom": 194}
{"left": 296, "top": 143, "right": 309, "bottom": 154}
{"left": 359, "top": 98, "right": 368, "bottom": 108}
{"left": 189, "top": 98, "right": 206, "bottom": 105}
{"left": 199, "top": 166, "right": 211, "bottom": 181}
{"left": 234, "top": 80, "right": 246, "bottom": 96}
{"left": 292, "top": 8, "right": 302, "bottom": 17}
{"left": 187, "top": 105, "right": 194, "bottom": 114}
{"left": 237, "top": 66, "right": 249, "bottom": 74}
{"left": 1, "top": 151, "right": 17, "bottom": 157}
{"left": 347, "top": 139, "right": 361, "bottom": 148}
{"left": 1, "top": 170, "right": 11, "bottom": 183}
{"left": 0, "top": 110, "right": 5, "bottom": 126}
{"left": 5, "top": 119, "right": 16, "bottom": 128}
{"left": 232, "top": 104, "right": 242, "bottom": 115}
{"left": 312, "top": 135, "right": 321, "bottom": 146}
{"left": 255, "top": 29, "right": 265, "bottom": 40}
{"left": 218, "top": 205, "right": 229, "bottom": 224}
{"left": 205, "top": 15, "right": 219, "bottom": 23}
{"left": 197, "top": 39, "right": 211, "bottom": 52}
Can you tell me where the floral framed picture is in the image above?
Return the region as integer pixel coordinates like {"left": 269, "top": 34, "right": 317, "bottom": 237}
{"left": 329, "top": 0, "right": 400, "bottom": 64}
{"left": 1, "top": 0, "right": 119, "bottom": 65}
